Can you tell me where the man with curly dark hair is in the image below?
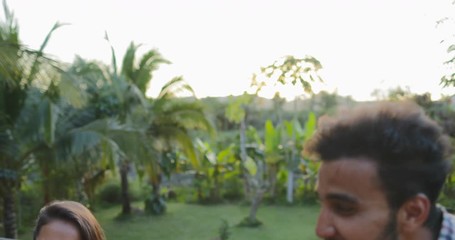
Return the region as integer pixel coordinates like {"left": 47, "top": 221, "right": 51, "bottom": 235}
{"left": 305, "top": 101, "right": 455, "bottom": 240}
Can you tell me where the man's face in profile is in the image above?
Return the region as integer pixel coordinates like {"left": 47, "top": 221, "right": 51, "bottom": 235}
{"left": 315, "top": 158, "right": 398, "bottom": 240}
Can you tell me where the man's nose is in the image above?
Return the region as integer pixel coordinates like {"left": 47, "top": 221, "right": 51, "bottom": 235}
{"left": 315, "top": 208, "right": 336, "bottom": 238}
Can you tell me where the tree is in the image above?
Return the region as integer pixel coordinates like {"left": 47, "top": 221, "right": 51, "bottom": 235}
{"left": 143, "top": 78, "right": 214, "bottom": 214}
{"left": 248, "top": 55, "right": 323, "bottom": 204}
{"left": 31, "top": 95, "right": 142, "bottom": 206}
{"left": 283, "top": 113, "right": 317, "bottom": 203}
{"left": 0, "top": 2, "right": 83, "bottom": 236}
{"left": 193, "top": 139, "right": 237, "bottom": 203}
{"left": 251, "top": 55, "right": 323, "bottom": 96}
{"left": 225, "top": 93, "right": 254, "bottom": 198}
{"left": 85, "top": 38, "right": 167, "bottom": 215}
{"left": 102, "top": 39, "right": 214, "bottom": 215}
{"left": 441, "top": 36, "right": 455, "bottom": 88}
{"left": 439, "top": 1, "right": 455, "bottom": 90}
{"left": 225, "top": 93, "right": 268, "bottom": 226}
{"left": 263, "top": 119, "right": 282, "bottom": 201}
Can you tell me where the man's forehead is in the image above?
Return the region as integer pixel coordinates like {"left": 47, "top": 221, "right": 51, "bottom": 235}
{"left": 317, "top": 158, "right": 384, "bottom": 200}
{"left": 319, "top": 157, "right": 380, "bottom": 180}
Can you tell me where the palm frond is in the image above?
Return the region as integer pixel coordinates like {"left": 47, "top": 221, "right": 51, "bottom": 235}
{"left": 135, "top": 49, "right": 170, "bottom": 93}
{"left": 0, "top": 0, "right": 18, "bottom": 43}
{"left": 121, "top": 42, "right": 138, "bottom": 83}
{"left": 0, "top": 43, "right": 20, "bottom": 87}
{"left": 67, "top": 56, "right": 111, "bottom": 89}
{"left": 153, "top": 100, "right": 214, "bottom": 134}
{"left": 153, "top": 126, "right": 199, "bottom": 169}
{"left": 119, "top": 42, "right": 170, "bottom": 94}
{"left": 26, "top": 21, "right": 67, "bottom": 85}
{"left": 104, "top": 32, "right": 118, "bottom": 76}
{"left": 57, "top": 71, "right": 88, "bottom": 108}
{"left": 157, "top": 76, "right": 195, "bottom": 99}
{"left": 13, "top": 88, "right": 55, "bottom": 147}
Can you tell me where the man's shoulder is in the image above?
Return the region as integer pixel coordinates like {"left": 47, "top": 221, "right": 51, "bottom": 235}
{"left": 439, "top": 206, "right": 455, "bottom": 240}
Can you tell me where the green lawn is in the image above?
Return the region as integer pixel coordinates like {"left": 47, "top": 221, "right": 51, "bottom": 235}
{"left": 19, "top": 202, "right": 320, "bottom": 240}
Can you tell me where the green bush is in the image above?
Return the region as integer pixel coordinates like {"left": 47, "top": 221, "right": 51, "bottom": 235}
{"left": 438, "top": 189, "right": 455, "bottom": 212}
{"left": 144, "top": 196, "right": 166, "bottom": 215}
{"left": 294, "top": 178, "right": 318, "bottom": 205}
{"left": 97, "top": 182, "right": 122, "bottom": 204}
{"left": 237, "top": 216, "right": 262, "bottom": 228}
{"left": 17, "top": 182, "right": 44, "bottom": 233}
{"left": 221, "top": 173, "right": 244, "bottom": 202}
{"left": 96, "top": 179, "right": 147, "bottom": 205}
{"left": 217, "top": 219, "right": 231, "bottom": 240}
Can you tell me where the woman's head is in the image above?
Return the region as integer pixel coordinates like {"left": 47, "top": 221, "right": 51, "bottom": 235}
{"left": 33, "top": 201, "right": 105, "bottom": 240}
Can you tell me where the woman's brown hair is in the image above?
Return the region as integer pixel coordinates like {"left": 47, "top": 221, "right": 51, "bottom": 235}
{"left": 33, "top": 201, "right": 105, "bottom": 240}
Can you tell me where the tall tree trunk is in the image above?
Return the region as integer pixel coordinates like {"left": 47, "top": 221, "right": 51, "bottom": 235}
{"left": 248, "top": 189, "right": 265, "bottom": 222}
{"left": 286, "top": 127, "right": 297, "bottom": 204}
{"left": 120, "top": 161, "right": 131, "bottom": 215}
{"left": 3, "top": 190, "right": 17, "bottom": 239}
{"left": 240, "top": 118, "right": 250, "bottom": 197}
{"left": 42, "top": 160, "right": 51, "bottom": 204}
{"left": 195, "top": 172, "right": 204, "bottom": 202}
{"left": 213, "top": 166, "right": 220, "bottom": 201}
{"left": 269, "top": 163, "right": 278, "bottom": 201}
{"left": 286, "top": 170, "right": 294, "bottom": 203}
{"left": 152, "top": 173, "right": 161, "bottom": 199}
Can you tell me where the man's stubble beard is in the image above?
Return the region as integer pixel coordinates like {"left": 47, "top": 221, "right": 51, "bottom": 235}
{"left": 322, "top": 210, "right": 399, "bottom": 240}
{"left": 377, "top": 210, "right": 399, "bottom": 240}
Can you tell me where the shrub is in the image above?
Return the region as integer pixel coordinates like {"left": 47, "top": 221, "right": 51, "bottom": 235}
{"left": 221, "top": 174, "right": 244, "bottom": 202}
{"left": 237, "top": 216, "right": 262, "bottom": 228}
{"left": 96, "top": 178, "right": 147, "bottom": 206}
{"left": 17, "top": 182, "right": 44, "bottom": 233}
{"left": 97, "top": 182, "right": 122, "bottom": 204}
{"left": 215, "top": 219, "right": 231, "bottom": 240}
{"left": 144, "top": 196, "right": 166, "bottom": 215}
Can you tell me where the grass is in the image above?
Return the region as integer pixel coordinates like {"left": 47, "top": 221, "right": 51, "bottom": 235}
{"left": 19, "top": 202, "right": 320, "bottom": 240}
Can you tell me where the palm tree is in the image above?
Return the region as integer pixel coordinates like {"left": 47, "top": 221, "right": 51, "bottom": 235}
{"left": 31, "top": 97, "right": 141, "bottom": 205}
{"left": 113, "top": 41, "right": 214, "bottom": 215}
{"left": 144, "top": 78, "right": 214, "bottom": 213}
{"left": 72, "top": 39, "right": 176, "bottom": 215}
{"left": 69, "top": 37, "right": 214, "bottom": 216}
{"left": 66, "top": 54, "right": 153, "bottom": 215}
{"left": 0, "top": 3, "right": 72, "bottom": 236}
{"left": 0, "top": 4, "right": 119, "bottom": 235}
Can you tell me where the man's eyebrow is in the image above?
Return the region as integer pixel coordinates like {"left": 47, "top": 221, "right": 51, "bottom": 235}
{"left": 325, "top": 193, "right": 358, "bottom": 204}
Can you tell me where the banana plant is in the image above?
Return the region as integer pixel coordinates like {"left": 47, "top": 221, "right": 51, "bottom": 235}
{"left": 263, "top": 119, "right": 283, "bottom": 201}
{"left": 225, "top": 93, "right": 254, "bottom": 197}
{"left": 241, "top": 135, "right": 267, "bottom": 227}
{"left": 193, "top": 139, "right": 237, "bottom": 203}
{"left": 282, "top": 112, "right": 317, "bottom": 203}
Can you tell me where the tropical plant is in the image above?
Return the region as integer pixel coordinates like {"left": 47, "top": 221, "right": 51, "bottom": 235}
{"left": 143, "top": 81, "right": 214, "bottom": 213}
{"left": 263, "top": 119, "right": 283, "bottom": 201}
{"left": 225, "top": 95, "right": 270, "bottom": 226}
{"left": 238, "top": 139, "right": 267, "bottom": 227}
{"left": 441, "top": 40, "right": 455, "bottom": 88}
{"left": 193, "top": 139, "right": 238, "bottom": 203}
{"left": 225, "top": 93, "right": 255, "bottom": 198}
{"left": 251, "top": 55, "right": 323, "bottom": 96}
{"left": 283, "top": 112, "right": 317, "bottom": 203}
{"left": 0, "top": 2, "right": 80, "bottom": 236}
{"left": 100, "top": 39, "right": 214, "bottom": 215}
{"left": 67, "top": 51, "right": 154, "bottom": 215}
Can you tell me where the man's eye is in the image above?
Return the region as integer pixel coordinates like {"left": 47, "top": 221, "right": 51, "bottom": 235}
{"left": 332, "top": 203, "right": 356, "bottom": 216}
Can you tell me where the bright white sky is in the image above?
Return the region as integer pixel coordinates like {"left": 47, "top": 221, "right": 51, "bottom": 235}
{"left": 5, "top": 0, "right": 455, "bottom": 101}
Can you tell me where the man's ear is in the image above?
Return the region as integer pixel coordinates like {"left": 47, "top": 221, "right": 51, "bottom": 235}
{"left": 397, "top": 193, "right": 431, "bottom": 233}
